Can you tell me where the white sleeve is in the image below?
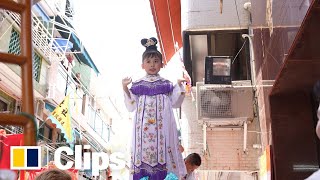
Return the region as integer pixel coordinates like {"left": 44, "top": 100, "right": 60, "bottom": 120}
{"left": 171, "top": 84, "right": 186, "bottom": 108}
{"left": 123, "top": 90, "right": 138, "bottom": 112}
{"left": 186, "top": 172, "right": 197, "bottom": 180}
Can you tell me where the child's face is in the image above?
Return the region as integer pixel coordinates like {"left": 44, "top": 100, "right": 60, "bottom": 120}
{"left": 141, "top": 56, "right": 162, "bottom": 75}
{"left": 185, "top": 160, "right": 199, "bottom": 174}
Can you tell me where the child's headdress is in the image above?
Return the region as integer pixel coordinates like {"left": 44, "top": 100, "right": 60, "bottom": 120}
{"left": 141, "top": 37, "right": 158, "bottom": 51}
{"left": 141, "top": 37, "right": 162, "bottom": 61}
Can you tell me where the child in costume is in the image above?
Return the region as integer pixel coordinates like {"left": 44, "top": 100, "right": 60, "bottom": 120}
{"left": 122, "top": 37, "right": 187, "bottom": 180}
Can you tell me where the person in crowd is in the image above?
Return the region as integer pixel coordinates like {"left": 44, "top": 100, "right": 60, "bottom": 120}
{"left": 184, "top": 153, "right": 202, "bottom": 180}
{"left": 35, "top": 169, "right": 72, "bottom": 180}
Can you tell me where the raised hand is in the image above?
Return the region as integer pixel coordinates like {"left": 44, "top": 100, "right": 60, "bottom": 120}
{"left": 122, "top": 77, "right": 132, "bottom": 87}
{"left": 177, "top": 79, "right": 186, "bottom": 86}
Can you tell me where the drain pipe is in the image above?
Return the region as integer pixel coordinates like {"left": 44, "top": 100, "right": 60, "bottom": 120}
{"left": 241, "top": 1, "right": 262, "bottom": 152}
{"left": 242, "top": 30, "right": 264, "bottom": 151}
{"left": 242, "top": 33, "right": 256, "bottom": 86}
{"left": 243, "top": 121, "right": 248, "bottom": 152}
{"left": 203, "top": 123, "right": 207, "bottom": 152}
{"left": 242, "top": 34, "right": 255, "bottom": 154}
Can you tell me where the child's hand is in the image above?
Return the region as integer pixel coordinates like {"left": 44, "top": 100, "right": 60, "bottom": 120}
{"left": 177, "top": 79, "right": 186, "bottom": 86}
{"left": 178, "top": 145, "right": 184, "bottom": 153}
{"left": 122, "top": 77, "right": 132, "bottom": 87}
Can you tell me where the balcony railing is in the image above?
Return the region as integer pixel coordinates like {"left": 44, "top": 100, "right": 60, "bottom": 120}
{"left": 48, "top": 64, "right": 111, "bottom": 146}
{"left": 1, "top": 3, "right": 111, "bottom": 149}
{"left": 87, "top": 105, "right": 110, "bottom": 141}
{"left": 3, "top": 10, "right": 64, "bottom": 63}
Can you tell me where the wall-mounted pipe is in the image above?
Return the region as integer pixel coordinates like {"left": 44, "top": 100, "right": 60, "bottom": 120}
{"left": 242, "top": 34, "right": 256, "bottom": 86}
{"left": 203, "top": 123, "right": 207, "bottom": 152}
{"left": 243, "top": 121, "right": 248, "bottom": 152}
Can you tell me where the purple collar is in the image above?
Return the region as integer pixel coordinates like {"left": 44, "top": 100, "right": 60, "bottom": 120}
{"left": 130, "top": 77, "right": 173, "bottom": 96}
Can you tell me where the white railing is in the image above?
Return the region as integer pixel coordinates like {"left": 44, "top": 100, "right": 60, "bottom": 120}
{"left": 2, "top": 4, "right": 111, "bottom": 150}
{"left": 47, "top": 63, "right": 111, "bottom": 147}
{"left": 4, "top": 10, "right": 67, "bottom": 63}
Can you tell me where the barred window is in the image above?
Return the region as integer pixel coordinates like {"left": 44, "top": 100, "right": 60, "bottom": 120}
{"left": 8, "top": 28, "right": 42, "bottom": 82}
{"left": 33, "top": 51, "right": 42, "bottom": 82}
{"left": 8, "top": 28, "right": 21, "bottom": 55}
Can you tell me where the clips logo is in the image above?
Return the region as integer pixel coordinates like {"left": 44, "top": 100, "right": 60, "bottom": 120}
{"left": 10, "top": 146, "right": 41, "bottom": 170}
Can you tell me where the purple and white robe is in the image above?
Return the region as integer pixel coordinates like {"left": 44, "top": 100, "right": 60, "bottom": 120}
{"left": 124, "top": 74, "right": 187, "bottom": 180}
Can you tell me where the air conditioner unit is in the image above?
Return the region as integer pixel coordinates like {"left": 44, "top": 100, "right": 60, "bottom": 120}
{"left": 196, "top": 81, "right": 254, "bottom": 126}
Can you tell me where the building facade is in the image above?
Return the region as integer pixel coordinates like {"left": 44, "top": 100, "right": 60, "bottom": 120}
{"left": 150, "top": 0, "right": 318, "bottom": 179}
{"left": 0, "top": 0, "right": 114, "bottom": 179}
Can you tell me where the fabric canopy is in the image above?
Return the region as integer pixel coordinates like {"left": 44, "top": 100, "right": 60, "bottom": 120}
{"left": 54, "top": 15, "right": 100, "bottom": 74}
{"left": 149, "top": 0, "right": 182, "bottom": 64}
{"left": 52, "top": 38, "right": 73, "bottom": 52}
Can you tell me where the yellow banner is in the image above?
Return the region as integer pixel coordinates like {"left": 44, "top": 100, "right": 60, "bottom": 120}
{"left": 49, "top": 95, "right": 73, "bottom": 143}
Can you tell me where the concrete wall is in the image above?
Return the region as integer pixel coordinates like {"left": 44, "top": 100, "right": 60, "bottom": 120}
{"left": 181, "top": 0, "right": 251, "bottom": 31}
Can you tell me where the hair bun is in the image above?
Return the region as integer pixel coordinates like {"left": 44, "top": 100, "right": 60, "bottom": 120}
{"left": 141, "top": 37, "right": 158, "bottom": 48}
{"left": 140, "top": 37, "right": 162, "bottom": 62}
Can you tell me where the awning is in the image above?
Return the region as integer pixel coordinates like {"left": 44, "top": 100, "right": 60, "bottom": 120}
{"left": 149, "top": 0, "right": 182, "bottom": 64}
{"left": 54, "top": 15, "right": 100, "bottom": 74}
{"left": 44, "top": 102, "right": 55, "bottom": 112}
{"left": 52, "top": 38, "right": 73, "bottom": 52}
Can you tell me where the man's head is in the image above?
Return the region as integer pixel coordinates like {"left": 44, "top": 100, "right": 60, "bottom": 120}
{"left": 185, "top": 153, "right": 201, "bottom": 174}
{"left": 35, "top": 169, "right": 72, "bottom": 180}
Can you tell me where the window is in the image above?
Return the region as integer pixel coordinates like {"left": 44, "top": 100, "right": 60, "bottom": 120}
{"left": 8, "top": 28, "right": 42, "bottom": 82}
{"left": 8, "top": 28, "right": 21, "bottom": 55}
{"left": 56, "top": 132, "right": 65, "bottom": 142}
{"left": 102, "top": 123, "right": 110, "bottom": 142}
{"left": 15, "top": 100, "right": 21, "bottom": 114}
{"left": 65, "top": 0, "right": 74, "bottom": 18}
{"left": 33, "top": 51, "right": 42, "bottom": 82}
{"left": 183, "top": 30, "right": 250, "bottom": 85}
{"left": 38, "top": 121, "right": 53, "bottom": 141}
{"left": 0, "top": 98, "right": 8, "bottom": 113}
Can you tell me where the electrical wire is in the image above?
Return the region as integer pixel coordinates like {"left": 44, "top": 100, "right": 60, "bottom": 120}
{"left": 234, "top": 0, "right": 242, "bottom": 30}
{"left": 232, "top": 38, "right": 247, "bottom": 64}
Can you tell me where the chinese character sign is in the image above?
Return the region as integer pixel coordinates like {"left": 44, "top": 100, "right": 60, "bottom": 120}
{"left": 48, "top": 95, "right": 73, "bottom": 143}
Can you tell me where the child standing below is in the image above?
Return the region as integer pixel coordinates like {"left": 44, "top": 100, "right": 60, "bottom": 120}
{"left": 122, "top": 37, "right": 187, "bottom": 180}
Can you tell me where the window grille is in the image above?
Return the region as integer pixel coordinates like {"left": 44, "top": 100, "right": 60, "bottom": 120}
{"left": 33, "top": 51, "right": 42, "bottom": 82}
{"left": 8, "top": 28, "right": 21, "bottom": 55}
{"left": 8, "top": 28, "right": 42, "bottom": 82}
